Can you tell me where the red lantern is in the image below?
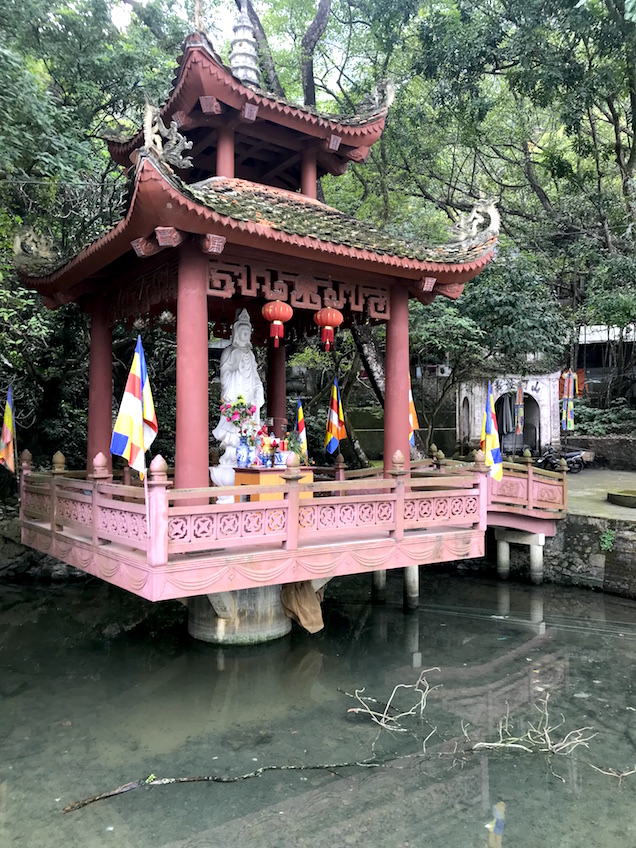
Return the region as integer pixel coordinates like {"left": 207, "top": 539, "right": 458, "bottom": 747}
{"left": 262, "top": 300, "right": 293, "bottom": 347}
{"left": 313, "top": 307, "right": 343, "bottom": 351}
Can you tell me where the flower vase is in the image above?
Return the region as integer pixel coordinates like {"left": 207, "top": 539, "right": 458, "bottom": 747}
{"left": 236, "top": 437, "right": 249, "bottom": 469}
{"left": 247, "top": 444, "right": 256, "bottom": 466}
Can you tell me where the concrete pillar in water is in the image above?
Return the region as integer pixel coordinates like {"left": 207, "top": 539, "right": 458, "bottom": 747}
{"left": 372, "top": 570, "right": 387, "bottom": 603}
{"left": 497, "top": 540, "right": 511, "bottom": 578}
{"left": 188, "top": 586, "right": 291, "bottom": 644}
{"left": 529, "top": 544, "right": 544, "bottom": 584}
{"left": 497, "top": 583, "right": 510, "bottom": 616}
{"left": 530, "top": 588, "right": 544, "bottom": 623}
{"left": 403, "top": 565, "right": 419, "bottom": 611}
{"left": 405, "top": 614, "right": 421, "bottom": 667}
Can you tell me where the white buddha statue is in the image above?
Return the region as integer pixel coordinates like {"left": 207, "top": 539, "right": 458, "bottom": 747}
{"left": 211, "top": 310, "right": 264, "bottom": 490}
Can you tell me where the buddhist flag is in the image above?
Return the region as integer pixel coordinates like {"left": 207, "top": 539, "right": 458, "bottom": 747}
{"left": 408, "top": 376, "right": 419, "bottom": 447}
{"left": 561, "top": 369, "right": 577, "bottom": 431}
{"left": 480, "top": 381, "right": 503, "bottom": 482}
{"left": 514, "top": 381, "right": 524, "bottom": 435}
{"left": 110, "top": 336, "right": 158, "bottom": 479}
{"left": 325, "top": 377, "right": 346, "bottom": 455}
{"left": 296, "top": 398, "right": 308, "bottom": 462}
{"left": 0, "top": 386, "right": 15, "bottom": 473}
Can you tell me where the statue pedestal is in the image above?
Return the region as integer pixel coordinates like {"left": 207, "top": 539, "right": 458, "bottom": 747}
{"left": 188, "top": 586, "right": 292, "bottom": 644}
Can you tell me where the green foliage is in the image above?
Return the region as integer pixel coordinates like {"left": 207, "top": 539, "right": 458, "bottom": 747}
{"left": 572, "top": 398, "right": 636, "bottom": 436}
{"left": 599, "top": 528, "right": 615, "bottom": 553}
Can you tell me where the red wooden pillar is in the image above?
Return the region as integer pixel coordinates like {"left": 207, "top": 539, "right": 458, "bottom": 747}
{"left": 175, "top": 241, "right": 209, "bottom": 489}
{"left": 300, "top": 149, "right": 317, "bottom": 199}
{"left": 267, "top": 340, "right": 287, "bottom": 439}
{"left": 87, "top": 295, "right": 112, "bottom": 472}
{"left": 383, "top": 283, "right": 410, "bottom": 474}
{"left": 217, "top": 127, "right": 235, "bottom": 178}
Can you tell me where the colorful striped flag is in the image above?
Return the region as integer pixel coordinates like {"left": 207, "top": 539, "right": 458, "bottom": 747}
{"left": 514, "top": 381, "right": 524, "bottom": 435}
{"left": 296, "top": 397, "right": 308, "bottom": 462}
{"left": 561, "top": 370, "right": 577, "bottom": 431}
{"left": 480, "top": 381, "right": 503, "bottom": 481}
{"left": 408, "top": 376, "right": 419, "bottom": 447}
{"left": 324, "top": 377, "right": 346, "bottom": 455}
{"left": 0, "top": 386, "right": 15, "bottom": 473}
{"left": 110, "top": 336, "right": 158, "bottom": 479}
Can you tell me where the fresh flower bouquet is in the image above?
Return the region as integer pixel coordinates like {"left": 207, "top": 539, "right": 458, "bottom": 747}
{"left": 219, "top": 395, "right": 257, "bottom": 438}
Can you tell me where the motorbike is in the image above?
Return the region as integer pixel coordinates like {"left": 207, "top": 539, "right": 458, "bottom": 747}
{"left": 535, "top": 444, "right": 585, "bottom": 473}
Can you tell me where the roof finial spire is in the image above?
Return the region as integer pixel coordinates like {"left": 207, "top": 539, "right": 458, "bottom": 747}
{"left": 193, "top": 0, "right": 204, "bottom": 32}
{"left": 229, "top": 0, "right": 260, "bottom": 87}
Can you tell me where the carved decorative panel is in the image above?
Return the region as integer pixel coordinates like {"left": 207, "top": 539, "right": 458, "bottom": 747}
{"left": 208, "top": 260, "right": 391, "bottom": 320}
{"left": 111, "top": 259, "right": 178, "bottom": 323}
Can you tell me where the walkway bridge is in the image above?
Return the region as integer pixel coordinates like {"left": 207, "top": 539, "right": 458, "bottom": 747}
{"left": 19, "top": 452, "right": 565, "bottom": 604}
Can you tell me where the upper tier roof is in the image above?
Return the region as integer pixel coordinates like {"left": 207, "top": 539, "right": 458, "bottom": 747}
{"left": 104, "top": 32, "right": 387, "bottom": 175}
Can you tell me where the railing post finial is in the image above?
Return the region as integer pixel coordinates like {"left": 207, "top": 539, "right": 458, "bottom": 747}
{"left": 20, "top": 449, "right": 32, "bottom": 472}
{"left": 473, "top": 448, "right": 488, "bottom": 473}
{"left": 52, "top": 451, "right": 66, "bottom": 475}
{"left": 149, "top": 454, "right": 169, "bottom": 483}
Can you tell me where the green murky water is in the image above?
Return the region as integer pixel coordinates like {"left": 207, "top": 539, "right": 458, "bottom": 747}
{"left": 2, "top": 569, "right": 636, "bottom": 847}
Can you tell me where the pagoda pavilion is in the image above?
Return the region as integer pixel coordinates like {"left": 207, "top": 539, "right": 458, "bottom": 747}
{"left": 14, "top": 15, "right": 562, "bottom": 644}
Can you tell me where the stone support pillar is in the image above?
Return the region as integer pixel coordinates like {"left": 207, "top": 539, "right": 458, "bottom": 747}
{"left": 217, "top": 127, "right": 235, "bottom": 178}
{"left": 383, "top": 284, "right": 410, "bottom": 474}
{"left": 300, "top": 148, "right": 317, "bottom": 199}
{"left": 87, "top": 295, "right": 113, "bottom": 473}
{"left": 175, "top": 240, "right": 210, "bottom": 489}
{"left": 496, "top": 540, "right": 511, "bottom": 578}
{"left": 266, "top": 339, "right": 287, "bottom": 439}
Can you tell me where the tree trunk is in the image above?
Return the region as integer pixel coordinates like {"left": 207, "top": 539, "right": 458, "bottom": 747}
{"left": 300, "top": 0, "right": 332, "bottom": 106}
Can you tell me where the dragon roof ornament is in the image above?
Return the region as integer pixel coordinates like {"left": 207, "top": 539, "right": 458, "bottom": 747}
{"left": 449, "top": 199, "right": 500, "bottom": 244}
{"left": 142, "top": 99, "right": 193, "bottom": 170}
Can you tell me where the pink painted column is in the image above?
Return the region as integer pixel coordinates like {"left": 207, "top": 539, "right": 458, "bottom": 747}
{"left": 87, "top": 295, "right": 113, "bottom": 472}
{"left": 383, "top": 283, "right": 410, "bottom": 475}
{"left": 267, "top": 340, "right": 287, "bottom": 438}
{"left": 216, "top": 127, "right": 235, "bottom": 178}
{"left": 175, "top": 240, "right": 210, "bottom": 489}
{"left": 300, "top": 149, "right": 317, "bottom": 199}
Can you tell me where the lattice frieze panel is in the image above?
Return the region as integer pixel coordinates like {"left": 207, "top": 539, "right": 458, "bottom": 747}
{"left": 57, "top": 497, "right": 93, "bottom": 525}
{"left": 208, "top": 261, "right": 390, "bottom": 320}
{"left": 404, "top": 496, "right": 478, "bottom": 525}
{"left": 110, "top": 258, "right": 178, "bottom": 323}
{"left": 99, "top": 507, "right": 148, "bottom": 541}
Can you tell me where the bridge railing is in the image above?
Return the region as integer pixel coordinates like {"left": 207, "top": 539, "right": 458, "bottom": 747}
{"left": 488, "top": 460, "right": 566, "bottom": 517}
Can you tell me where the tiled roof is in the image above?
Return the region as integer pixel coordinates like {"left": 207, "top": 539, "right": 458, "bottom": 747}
{"left": 183, "top": 174, "right": 497, "bottom": 265}
{"left": 16, "top": 154, "right": 497, "bottom": 291}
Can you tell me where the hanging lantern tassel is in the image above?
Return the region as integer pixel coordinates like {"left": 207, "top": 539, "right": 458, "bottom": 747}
{"left": 262, "top": 300, "right": 293, "bottom": 347}
{"left": 313, "top": 307, "right": 344, "bottom": 352}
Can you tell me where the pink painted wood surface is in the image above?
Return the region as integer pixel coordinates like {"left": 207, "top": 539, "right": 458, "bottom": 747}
{"left": 383, "top": 284, "right": 410, "bottom": 474}
{"left": 86, "top": 296, "right": 113, "bottom": 472}
{"left": 19, "top": 461, "right": 565, "bottom": 602}
{"left": 175, "top": 241, "right": 210, "bottom": 490}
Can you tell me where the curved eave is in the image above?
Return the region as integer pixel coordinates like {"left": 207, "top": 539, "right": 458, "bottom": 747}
{"left": 106, "top": 36, "right": 386, "bottom": 166}
{"left": 18, "top": 158, "right": 497, "bottom": 303}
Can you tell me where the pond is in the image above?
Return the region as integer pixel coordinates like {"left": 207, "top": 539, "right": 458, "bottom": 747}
{"left": 2, "top": 567, "right": 636, "bottom": 847}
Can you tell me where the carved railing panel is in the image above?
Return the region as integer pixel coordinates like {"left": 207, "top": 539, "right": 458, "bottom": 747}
{"left": 297, "top": 495, "right": 395, "bottom": 535}
{"left": 96, "top": 504, "right": 148, "bottom": 550}
{"left": 167, "top": 503, "right": 288, "bottom": 554}
{"left": 403, "top": 492, "right": 480, "bottom": 529}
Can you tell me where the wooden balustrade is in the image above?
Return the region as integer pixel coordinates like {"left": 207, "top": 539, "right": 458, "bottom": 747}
{"left": 19, "top": 450, "right": 565, "bottom": 574}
